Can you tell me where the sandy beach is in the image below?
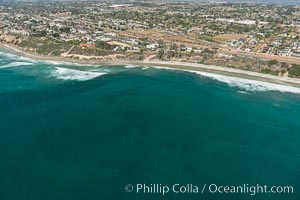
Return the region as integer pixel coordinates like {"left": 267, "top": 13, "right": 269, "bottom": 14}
{"left": 1, "top": 42, "right": 300, "bottom": 88}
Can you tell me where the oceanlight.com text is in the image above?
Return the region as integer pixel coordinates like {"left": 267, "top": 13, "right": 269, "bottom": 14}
{"left": 125, "top": 183, "right": 294, "bottom": 196}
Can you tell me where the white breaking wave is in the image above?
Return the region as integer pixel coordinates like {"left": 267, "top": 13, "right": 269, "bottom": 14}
{"left": 18, "top": 56, "right": 36, "bottom": 62}
{"left": 193, "top": 71, "right": 300, "bottom": 94}
{"left": 40, "top": 60, "right": 83, "bottom": 66}
{"left": 89, "top": 68, "right": 111, "bottom": 73}
{"left": 0, "top": 61, "right": 33, "bottom": 69}
{"left": 40, "top": 60, "right": 65, "bottom": 65}
{"left": 0, "top": 49, "right": 93, "bottom": 66}
{"left": 151, "top": 66, "right": 300, "bottom": 94}
{"left": 0, "top": 51, "right": 36, "bottom": 62}
{"left": 38, "top": 60, "right": 98, "bottom": 67}
{"left": 124, "top": 65, "right": 148, "bottom": 70}
{"left": 237, "top": 91, "right": 249, "bottom": 94}
{"left": 50, "top": 67, "right": 106, "bottom": 81}
{"left": 124, "top": 65, "right": 139, "bottom": 69}
{"left": 0, "top": 51, "right": 20, "bottom": 60}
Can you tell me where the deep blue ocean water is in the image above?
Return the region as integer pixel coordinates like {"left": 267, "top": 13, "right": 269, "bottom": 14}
{"left": 0, "top": 49, "right": 299, "bottom": 200}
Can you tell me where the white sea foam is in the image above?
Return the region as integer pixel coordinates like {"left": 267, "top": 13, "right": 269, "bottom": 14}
{"left": 38, "top": 60, "right": 79, "bottom": 66}
{"left": 40, "top": 60, "right": 65, "bottom": 65}
{"left": 38, "top": 60, "right": 98, "bottom": 67}
{"left": 0, "top": 51, "right": 20, "bottom": 60}
{"left": 0, "top": 49, "right": 93, "bottom": 66}
{"left": 89, "top": 68, "right": 110, "bottom": 73}
{"left": 18, "top": 56, "right": 37, "bottom": 62}
{"left": 124, "top": 65, "right": 139, "bottom": 69}
{"left": 50, "top": 67, "right": 106, "bottom": 81}
{"left": 151, "top": 66, "right": 300, "bottom": 94}
{"left": 0, "top": 61, "right": 33, "bottom": 69}
{"left": 192, "top": 71, "right": 300, "bottom": 94}
{"left": 124, "top": 65, "right": 149, "bottom": 70}
{"left": 0, "top": 51, "right": 37, "bottom": 63}
{"left": 237, "top": 91, "right": 249, "bottom": 94}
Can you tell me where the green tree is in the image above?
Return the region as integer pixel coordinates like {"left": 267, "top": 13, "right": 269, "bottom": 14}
{"left": 180, "top": 44, "right": 186, "bottom": 51}
{"left": 268, "top": 59, "right": 278, "bottom": 66}
{"left": 52, "top": 33, "right": 60, "bottom": 38}
{"left": 157, "top": 48, "right": 164, "bottom": 60}
{"left": 158, "top": 39, "right": 164, "bottom": 48}
{"left": 59, "top": 27, "right": 71, "bottom": 33}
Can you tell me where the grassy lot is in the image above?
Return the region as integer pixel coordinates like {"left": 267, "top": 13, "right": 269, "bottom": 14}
{"left": 18, "top": 37, "right": 72, "bottom": 56}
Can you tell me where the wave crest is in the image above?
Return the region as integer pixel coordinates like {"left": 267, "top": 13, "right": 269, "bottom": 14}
{"left": 193, "top": 71, "right": 300, "bottom": 94}
{"left": 0, "top": 62, "right": 33, "bottom": 69}
{"left": 50, "top": 67, "right": 106, "bottom": 81}
{"left": 124, "top": 65, "right": 139, "bottom": 69}
{"left": 151, "top": 66, "right": 300, "bottom": 94}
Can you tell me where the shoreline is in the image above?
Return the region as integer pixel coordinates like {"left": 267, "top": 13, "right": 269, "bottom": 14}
{"left": 1, "top": 43, "right": 300, "bottom": 88}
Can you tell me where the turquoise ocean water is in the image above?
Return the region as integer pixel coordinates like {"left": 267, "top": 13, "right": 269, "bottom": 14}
{"left": 0, "top": 49, "right": 299, "bottom": 200}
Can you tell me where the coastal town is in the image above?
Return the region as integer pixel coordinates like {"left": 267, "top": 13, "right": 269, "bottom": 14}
{"left": 1, "top": 3, "right": 300, "bottom": 200}
{"left": 0, "top": 0, "right": 300, "bottom": 77}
